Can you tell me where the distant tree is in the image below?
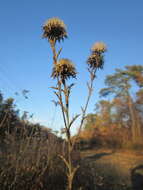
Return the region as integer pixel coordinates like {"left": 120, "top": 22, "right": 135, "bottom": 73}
{"left": 100, "top": 65, "right": 143, "bottom": 142}
{"left": 84, "top": 113, "right": 96, "bottom": 130}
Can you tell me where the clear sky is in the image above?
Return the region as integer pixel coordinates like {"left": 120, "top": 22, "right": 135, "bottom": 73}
{"left": 0, "top": 0, "right": 143, "bottom": 132}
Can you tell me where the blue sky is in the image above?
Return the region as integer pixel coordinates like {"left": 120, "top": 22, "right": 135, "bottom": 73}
{"left": 0, "top": 0, "right": 143, "bottom": 132}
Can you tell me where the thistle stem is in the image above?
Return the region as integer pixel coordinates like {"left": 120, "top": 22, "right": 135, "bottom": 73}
{"left": 72, "top": 68, "right": 97, "bottom": 148}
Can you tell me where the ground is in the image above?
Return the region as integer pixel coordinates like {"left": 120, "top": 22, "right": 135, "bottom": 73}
{"left": 80, "top": 149, "right": 143, "bottom": 190}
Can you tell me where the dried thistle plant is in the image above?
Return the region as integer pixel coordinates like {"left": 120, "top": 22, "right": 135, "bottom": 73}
{"left": 51, "top": 59, "right": 77, "bottom": 82}
{"left": 43, "top": 17, "right": 107, "bottom": 190}
{"left": 87, "top": 42, "right": 106, "bottom": 70}
{"left": 43, "top": 17, "right": 67, "bottom": 42}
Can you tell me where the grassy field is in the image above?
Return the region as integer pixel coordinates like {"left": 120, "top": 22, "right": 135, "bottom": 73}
{"left": 80, "top": 149, "right": 143, "bottom": 190}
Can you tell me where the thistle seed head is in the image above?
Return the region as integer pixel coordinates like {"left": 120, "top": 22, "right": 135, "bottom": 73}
{"left": 91, "top": 42, "right": 107, "bottom": 53}
{"left": 52, "top": 59, "right": 77, "bottom": 80}
{"left": 43, "top": 17, "right": 67, "bottom": 42}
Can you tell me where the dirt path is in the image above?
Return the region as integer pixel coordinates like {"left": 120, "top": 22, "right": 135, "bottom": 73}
{"left": 80, "top": 149, "right": 143, "bottom": 189}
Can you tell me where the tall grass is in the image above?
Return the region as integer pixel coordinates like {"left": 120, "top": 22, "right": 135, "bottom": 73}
{"left": 0, "top": 120, "right": 67, "bottom": 190}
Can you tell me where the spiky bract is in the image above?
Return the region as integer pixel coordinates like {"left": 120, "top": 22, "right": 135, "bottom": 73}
{"left": 52, "top": 59, "right": 76, "bottom": 81}
{"left": 43, "top": 17, "right": 67, "bottom": 42}
{"left": 87, "top": 53, "right": 104, "bottom": 69}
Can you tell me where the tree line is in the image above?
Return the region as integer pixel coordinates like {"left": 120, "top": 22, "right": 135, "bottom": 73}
{"left": 80, "top": 65, "right": 143, "bottom": 149}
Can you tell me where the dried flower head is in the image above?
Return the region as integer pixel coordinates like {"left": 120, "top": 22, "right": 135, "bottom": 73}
{"left": 43, "top": 17, "right": 67, "bottom": 42}
{"left": 87, "top": 53, "right": 104, "bottom": 69}
{"left": 91, "top": 42, "right": 107, "bottom": 53}
{"left": 52, "top": 59, "right": 76, "bottom": 81}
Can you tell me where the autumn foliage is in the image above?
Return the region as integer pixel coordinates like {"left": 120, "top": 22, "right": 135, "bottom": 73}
{"left": 79, "top": 65, "right": 143, "bottom": 149}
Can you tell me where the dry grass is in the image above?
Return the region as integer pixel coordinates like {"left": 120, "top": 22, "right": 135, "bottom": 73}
{"left": 1, "top": 134, "right": 143, "bottom": 190}
{"left": 80, "top": 148, "right": 143, "bottom": 189}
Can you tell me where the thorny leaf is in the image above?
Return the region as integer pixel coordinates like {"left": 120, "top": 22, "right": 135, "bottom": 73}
{"left": 56, "top": 47, "right": 62, "bottom": 59}
{"left": 54, "top": 91, "right": 60, "bottom": 99}
{"left": 68, "top": 83, "right": 75, "bottom": 90}
{"left": 51, "top": 100, "right": 59, "bottom": 107}
{"left": 50, "top": 86, "right": 59, "bottom": 90}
